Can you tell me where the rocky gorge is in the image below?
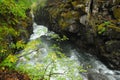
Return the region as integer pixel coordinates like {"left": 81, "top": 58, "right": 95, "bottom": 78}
{"left": 34, "top": 0, "right": 120, "bottom": 70}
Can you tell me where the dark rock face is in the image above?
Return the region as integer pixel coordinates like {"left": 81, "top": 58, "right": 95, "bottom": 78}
{"left": 34, "top": 0, "right": 120, "bottom": 70}
{"left": 87, "top": 73, "right": 109, "bottom": 80}
{"left": 105, "top": 41, "right": 120, "bottom": 53}
{"left": 34, "top": 7, "right": 50, "bottom": 27}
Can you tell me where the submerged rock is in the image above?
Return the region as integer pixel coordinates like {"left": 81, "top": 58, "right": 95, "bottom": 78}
{"left": 87, "top": 73, "right": 109, "bottom": 80}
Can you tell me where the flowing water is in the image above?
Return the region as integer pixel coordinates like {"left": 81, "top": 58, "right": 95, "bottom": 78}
{"left": 16, "top": 22, "right": 120, "bottom": 80}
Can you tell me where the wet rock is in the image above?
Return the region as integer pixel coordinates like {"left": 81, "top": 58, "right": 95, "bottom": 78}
{"left": 116, "top": 22, "right": 120, "bottom": 26}
{"left": 68, "top": 22, "right": 80, "bottom": 33}
{"left": 103, "top": 54, "right": 120, "bottom": 70}
{"left": 105, "top": 40, "right": 120, "bottom": 53}
{"left": 34, "top": 0, "right": 120, "bottom": 70}
{"left": 87, "top": 73, "right": 109, "bottom": 80}
{"left": 86, "top": 32, "right": 95, "bottom": 45}
{"left": 113, "top": 6, "right": 120, "bottom": 19}
{"left": 103, "top": 29, "right": 120, "bottom": 40}
{"left": 79, "top": 15, "right": 88, "bottom": 25}
{"left": 34, "top": 7, "right": 50, "bottom": 27}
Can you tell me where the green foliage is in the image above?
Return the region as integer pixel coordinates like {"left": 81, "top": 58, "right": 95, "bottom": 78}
{"left": 49, "top": 33, "right": 69, "bottom": 41}
{"left": 15, "top": 42, "right": 84, "bottom": 80}
{"left": 24, "top": 39, "right": 41, "bottom": 51}
{"left": 10, "top": 40, "right": 25, "bottom": 49}
{"left": 0, "top": 26, "right": 19, "bottom": 39}
{"left": 0, "top": 54, "right": 18, "bottom": 69}
{"left": 97, "top": 21, "right": 111, "bottom": 34}
{"left": 78, "top": 66, "right": 87, "bottom": 72}
{"left": 16, "top": 54, "right": 84, "bottom": 80}
{"left": 0, "top": 26, "right": 22, "bottom": 62}
{"left": 104, "top": 21, "right": 111, "bottom": 25}
{"left": 98, "top": 27, "right": 106, "bottom": 34}
{"left": 0, "top": 0, "right": 26, "bottom": 19}
{"left": 0, "top": 0, "right": 37, "bottom": 19}
{"left": 0, "top": 0, "right": 36, "bottom": 62}
{"left": 16, "top": 39, "right": 41, "bottom": 58}
{"left": 0, "top": 26, "right": 20, "bottom": 60}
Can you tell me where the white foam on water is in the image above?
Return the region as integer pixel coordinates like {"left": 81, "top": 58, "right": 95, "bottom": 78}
{"left": 17, "top": 23, "right": 120, "bottom": 80}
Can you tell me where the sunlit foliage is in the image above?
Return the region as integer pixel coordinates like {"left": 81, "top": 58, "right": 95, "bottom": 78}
{"left": 15, "top": 42, "right": 85, "bottom": 80}
{"left": 0, "top": 0, "right": 34, "bottom": 62}
{"left": 0, "top": 54, "right": 18, "bottom": 69}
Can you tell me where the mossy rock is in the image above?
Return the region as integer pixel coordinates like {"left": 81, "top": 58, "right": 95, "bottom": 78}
{"left": 113, "top": 7, "right": 120, "bottom": 19}
{"left": 114, "top": 0, "right": 120, "bottom": 5}
{"left": 58, "top": 19, "right": 70, "bottom": 29}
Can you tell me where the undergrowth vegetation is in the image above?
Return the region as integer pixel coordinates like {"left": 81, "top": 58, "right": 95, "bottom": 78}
{"left": 0, "top": 38, "right": 86, "bottom": 80}
{"left": 0, "top": 0, "right": 37, "bottom": 79}
{"left": 15, "top": 39, "right": 85, "bottom": 80}
{"left": 0, "top": 0, "right": 36, "bottom": 62}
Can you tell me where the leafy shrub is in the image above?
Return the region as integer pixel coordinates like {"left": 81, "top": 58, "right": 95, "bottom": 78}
{"left": 0, "top": 54, "right": 18, "bottom": 69}
{"left": 15, "top": 40, "right": 86, "bottom": 80}
{"left": 0, "top": 0, "right": 26, "bottom": 19}
{"left": 0, "top": 0, "right": 35, "bottom": 63}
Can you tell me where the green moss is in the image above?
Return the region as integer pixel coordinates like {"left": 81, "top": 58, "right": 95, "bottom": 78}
{"left": 113, "top": 7, "right": 120, "bottom": 19}
{"left": 58, "top": 19, "right": 70, "bottom": 29}
{"left": 72, "top": 1, "right": 79, "bottom": 8}
{"left": 61, "top": 11, "right": 72, "bottom": 19}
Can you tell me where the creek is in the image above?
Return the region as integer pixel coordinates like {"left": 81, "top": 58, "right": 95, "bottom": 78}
{"left": 16, "top": 22, "right": 120, "bottom": 80}
{"left": 16, "top": 14, "right": 120, "bottom": 80}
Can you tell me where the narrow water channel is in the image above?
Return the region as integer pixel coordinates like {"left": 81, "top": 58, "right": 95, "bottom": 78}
{"left": 16, "top": 22, "right": 120, "bottom": 80}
